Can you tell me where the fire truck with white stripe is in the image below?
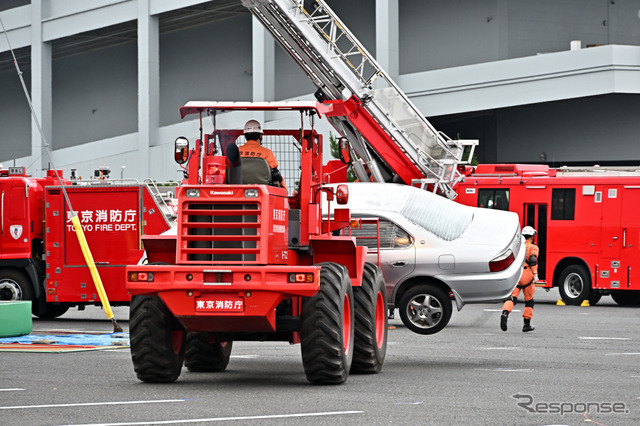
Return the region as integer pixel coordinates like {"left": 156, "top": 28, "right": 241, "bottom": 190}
{"left": 456, "top": 163, "right": 640, "bottom": 306}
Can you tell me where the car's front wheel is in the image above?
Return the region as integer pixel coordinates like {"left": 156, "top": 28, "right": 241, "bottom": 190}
{"left": 399, "top": 284, "right": 452, "bottom": 335}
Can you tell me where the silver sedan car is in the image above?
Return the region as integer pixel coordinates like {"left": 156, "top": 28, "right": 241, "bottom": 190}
{"left": 326, "top": 183, "right": 525, "bottom": 335}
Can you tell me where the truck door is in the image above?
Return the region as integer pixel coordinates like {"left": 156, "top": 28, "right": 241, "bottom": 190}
{"left": 524, "top": 203, "right": 547, "bottom": 281}
{"left": 0, "top": 179, "right": 31, "bottom": 259}
{"left": 620, "top": 187, "right": 640, "bottom": 290}
{"left": 600, "top": 186, "right": 624, "bottom": 289}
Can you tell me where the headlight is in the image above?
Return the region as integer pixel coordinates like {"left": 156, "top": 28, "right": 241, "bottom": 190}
{"left": 186, "top": 188, "right": 200, "bottom": 198}
{"left": 245, "top": 189, "right": 259, "bottom": 198}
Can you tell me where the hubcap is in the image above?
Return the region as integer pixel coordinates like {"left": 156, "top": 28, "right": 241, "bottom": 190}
{"left": 374, "top": 291, "right": 385, "bottom": 349}
{"left": 407, "top": 294, "right": 442, "bottom": 329}
{"left": 342, "top": 293, "right": 352, "bottom": 354}
{"left": 564, "top": 272, "right": 584, "bottom": 298}
{"left": 0, "top": 280, "right": 22, "bottom": 301}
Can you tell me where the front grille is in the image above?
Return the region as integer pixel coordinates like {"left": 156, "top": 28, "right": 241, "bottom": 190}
{"left": 179, "top": 202, "right": 262, "bottom": 263}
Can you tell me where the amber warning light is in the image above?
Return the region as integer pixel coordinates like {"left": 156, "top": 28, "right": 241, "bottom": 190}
{"left": 129, "top": 271, "right": 154, "bottom": 282}
{"left": 288, "top": 273, "right": 315, "bottom": 283}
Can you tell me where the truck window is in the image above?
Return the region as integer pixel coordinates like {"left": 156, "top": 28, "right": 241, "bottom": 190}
{"left": 477, "top": 189, "right": 509, "bottom": 211}
{"left": 551, "top": 188, "right": 575, "bottom": 220}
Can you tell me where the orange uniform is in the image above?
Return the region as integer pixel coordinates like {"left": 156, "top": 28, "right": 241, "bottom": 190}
{"left": 502, "top": 241, "right": 539, "bottom": 319}
{"left": 238, "top": 139, "right": 287, "bottom": 190}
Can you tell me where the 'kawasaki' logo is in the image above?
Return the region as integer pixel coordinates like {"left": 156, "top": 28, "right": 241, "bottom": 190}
{"left": 210, "top": 191, "right": 234, "bottom": 195}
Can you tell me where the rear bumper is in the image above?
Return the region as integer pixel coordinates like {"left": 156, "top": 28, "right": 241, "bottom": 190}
{"left": 126, "top": 264, "right": 319, "bottom": 333}
{"left": 436, "top": 242, "right": 526, "bottom": 306}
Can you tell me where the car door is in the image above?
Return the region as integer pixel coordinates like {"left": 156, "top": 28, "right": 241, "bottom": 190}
{"left": 349, "top": 215, "right": 416, "bottom": 297}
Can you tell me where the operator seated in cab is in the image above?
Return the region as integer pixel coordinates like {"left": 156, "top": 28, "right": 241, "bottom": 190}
{"left": 238, "top": 119, "right": 287, "bottom": 191}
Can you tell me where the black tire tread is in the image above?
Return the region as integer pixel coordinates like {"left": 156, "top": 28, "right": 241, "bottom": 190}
{"left": 185, "top": 332, "right": 233, "bottom": 372}
{"left": 351, "top": 262, "right": 387, "bottom": 374}
{"left": 300, "top": 262, "right": 354, "bottom": 385}
{"left": 130, "top": 295, "right": 185, "bottom": 383}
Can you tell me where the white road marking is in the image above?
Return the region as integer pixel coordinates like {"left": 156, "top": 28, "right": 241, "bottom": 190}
{"left": 481, "top": 347, "right": 520, "bottom": 350}
{"left": 605, "top": 353, "right": 640, "bottom": 356}
{"left": 230, "top": 354, "right": 259, "bottom": 359}
{"left": 579, "top": 336, "right": 631, "bottom": 340}
{"left": 62, "top": 410, "right": 364, "bottom": 425}
{"left": 484, "top": 309, "right": 521, "bottom": 312}
{"left": 0, "top": 388, "right": 25, "bottom": 392}
{"left": 0, "top": 399, "right": 185, "bottom": 410}
{"left": 475, "top": 368, "right": 532, "bottom": 372}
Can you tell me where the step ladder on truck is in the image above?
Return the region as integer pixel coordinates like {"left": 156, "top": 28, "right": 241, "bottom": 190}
{"left": 243, "top": 0, "right": 477, "bottom": 198}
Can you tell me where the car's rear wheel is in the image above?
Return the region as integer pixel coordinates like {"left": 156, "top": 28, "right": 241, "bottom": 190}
{"left": 399, "top": 284, "right": 452, "bottom": 335}
{"left": 558, "top": 264, "right": 591, "bottom": 305}
{"left": 185, "top": 332, "right": 233, "bottom": 372}
{"left": 130, "top": 295, "right": 186, "bottom": 383}
{"left": 301, "top": 262, "right": 354, "bottom": 384}
{"left": 351, "top": 262, "right": 387, "bottom": 374}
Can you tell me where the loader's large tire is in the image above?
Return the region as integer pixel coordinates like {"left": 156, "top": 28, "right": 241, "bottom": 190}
{"left": 300, "top": 262, "right": 354, "bottom": 385}
{"left": 185, "top": 332, "right": 233, "bottom": 372}
{"left": 351, "top": 263, "right": 387, "bottom": 374}
{"left": 130, "top": 295, "right": 185, "bottom": 383}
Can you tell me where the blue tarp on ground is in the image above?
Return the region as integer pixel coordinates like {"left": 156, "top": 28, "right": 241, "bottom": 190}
{"left": 0, "top": 333, "right": 129, "bottom": 346}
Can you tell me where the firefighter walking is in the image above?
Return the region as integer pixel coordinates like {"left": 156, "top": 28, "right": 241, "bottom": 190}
{"left": 501, "top": 226, "right": 539, "bottom": 332}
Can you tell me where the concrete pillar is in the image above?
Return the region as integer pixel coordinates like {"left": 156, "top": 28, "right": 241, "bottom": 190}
{"left": 252, "top": 15, "right": 275, "bottom": 118}
{"left": 30, "top": 0, "right": 51, "bottom": 176}
{"left": 137, "top": 0, "right": 159, "bottom": 178}
{"left": 376, "top": 0, "right": 399, "bottom": 78}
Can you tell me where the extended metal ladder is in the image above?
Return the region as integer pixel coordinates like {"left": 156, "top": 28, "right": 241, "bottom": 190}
{"left": 242, "top": 0, "right": 477, "bottom": 198}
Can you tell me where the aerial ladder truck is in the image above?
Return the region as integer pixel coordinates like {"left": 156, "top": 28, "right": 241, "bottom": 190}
{"left": 243, "top": 0, "right": 477, "bottom": 198}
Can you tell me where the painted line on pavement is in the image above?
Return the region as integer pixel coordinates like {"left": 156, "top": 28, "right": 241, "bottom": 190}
{"left": 0, "top": 399, "right": 185, "bottom": 410}
{"left": 0, "top": 388, "right": 25, "bottom": 392}
{"left": 605, "top": 352, "right": 640, "bottom": 356}
{"left": 62, "top": 410, "right": 364, "bottom": 425}
{"left": 475, "top": 368, "right": 532, "bottom": 372}
{"left": 579, "top": 336, "right": 631, "bottom": 340}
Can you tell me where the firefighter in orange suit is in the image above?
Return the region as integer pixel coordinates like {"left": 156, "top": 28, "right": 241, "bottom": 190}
{"left": 238, "top": 119, "right": 287, "bottom": 191}
{"left": 501, "top": 226, "right": 539, "bottom": 332}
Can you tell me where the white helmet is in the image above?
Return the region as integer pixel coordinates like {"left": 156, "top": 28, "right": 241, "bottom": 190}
{"left": 522, "top": 226, "right": 537, "bottom": 237}
{"left": 243, "top": 119, "right": 263, "bottom": 134}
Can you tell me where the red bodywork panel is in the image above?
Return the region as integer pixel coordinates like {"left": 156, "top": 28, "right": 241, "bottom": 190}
{"left": 44, "top": 184, "right": 171, "bottom": 303}
{"left": 456, "top": 164, "right": 640, "bottom": 292}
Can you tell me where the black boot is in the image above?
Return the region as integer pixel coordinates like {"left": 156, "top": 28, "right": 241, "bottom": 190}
{"left": 522, "top": 318, "right": 535, "bottom": 332}
{"left": 500, "top": 310, "right": 509, "bottom": 331}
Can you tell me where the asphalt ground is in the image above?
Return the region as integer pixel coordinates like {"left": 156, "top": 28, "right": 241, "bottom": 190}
{"left": 1, "top": 288, "right": 639, "bottom": 426}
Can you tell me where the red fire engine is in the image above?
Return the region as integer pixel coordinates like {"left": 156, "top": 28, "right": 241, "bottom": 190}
{"left": 0, "top": 166, "right": 171, "bottom": 317}
{"left": 456, "top": 163, "right": 640, "bottom": 306}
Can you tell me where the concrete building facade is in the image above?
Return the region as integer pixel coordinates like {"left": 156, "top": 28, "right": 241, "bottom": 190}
{"left": 1, "top": 0, "right": 639, "bottom": 182}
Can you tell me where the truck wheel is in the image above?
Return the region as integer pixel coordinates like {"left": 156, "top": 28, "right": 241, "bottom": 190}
{"left": 33, "top": 303, "right": 70, "bottom": 319}
{"left": 130, "top": 295, "right": 185, "bottom": 383}
{"left": 611, "top": 291, "right": 640, "bottom": 306}
{"left": 185, "top": 332, "right": 233, "bottom": 372}
{"left": 301, "top": 262, "right": 354, "bottom": 385}
{"left": 558, "top": 264, "right": 591, "bottom": 305}
{"left": 351, "top": 262, "right": 387, "bottom": 374}
{"left": 399, "top": 284, "right": 452, "bottom": 335}
{"left": 0, "top": 270, "right": 33, "bottom": 301}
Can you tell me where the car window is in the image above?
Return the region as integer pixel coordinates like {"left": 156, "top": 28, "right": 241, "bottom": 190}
{"left": 400, "top": 190, "right": 473, "bottom": 241}
{"left": 349, "top": 217, "right": 412, "bottom": 250}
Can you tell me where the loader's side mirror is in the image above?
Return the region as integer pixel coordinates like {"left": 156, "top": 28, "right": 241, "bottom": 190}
{"left": 335, "top": 184, "right": 349, "bottom": 205}
{"left": 338, "top": 137, "right": 351, "bottom": 164}
{"left": 174, "top": 137, "right": 189, "bottom": 164}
